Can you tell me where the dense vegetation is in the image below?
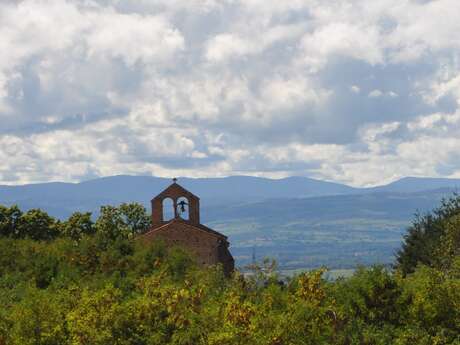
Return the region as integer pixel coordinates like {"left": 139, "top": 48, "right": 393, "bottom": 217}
{"left": 396, "top": 194, "right": 460, "bottom": 275}
{"left": 0, "top": 196, "right": 459, "bottom": 344}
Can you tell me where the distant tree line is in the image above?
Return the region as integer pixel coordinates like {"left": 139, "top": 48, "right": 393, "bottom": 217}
{"left": 0, "top": 202, "right": 151, "bottom": 242}
{"left": 0, "top": 195, "right": 459, "bottom": 344}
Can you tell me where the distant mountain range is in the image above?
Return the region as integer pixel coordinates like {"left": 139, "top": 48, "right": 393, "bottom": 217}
{"left": 1, "top": 175, "right": 459, "bottom": 218}
{"left": 1, "top": 175, "right": 459, "bottom": 269}
{"left": 367, "top": 176, "right": 460, "bottom": 193}
{"left": 0, "top": 175, "right": 357, "bottom": 217}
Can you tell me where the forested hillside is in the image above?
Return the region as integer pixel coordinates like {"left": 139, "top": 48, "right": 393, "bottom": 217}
{"left": 0, "top": 195, "right": 459, "bottom": 344}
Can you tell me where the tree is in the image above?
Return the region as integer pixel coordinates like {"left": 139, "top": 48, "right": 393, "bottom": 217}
{"left": 395, "top": 193, "right": 460, "bottom": 275}
{"left": 0, "top": 205, "right": 22, "bottom": 238}
{"left": 119, "top": 202, "right": 151, "bottom": 236}
{"left": 334, "top": 266, "right": 401, "bottom": 326}
{"left": 95, "top": 203, "right": 151, "bottom": 242}
{"left": 95, "top": 205, "right": 129, "bottom": 242}
{"left": 16, "top": 209, "right": 60, "bottom": 241}
{"left": 434, "top": 214, "right": 460, "bottom": 270}
{"left": 62, "top": 212, "right": 94, "bottom": 241}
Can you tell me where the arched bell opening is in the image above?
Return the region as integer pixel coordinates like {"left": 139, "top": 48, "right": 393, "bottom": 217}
{"left": 177, "top": 196, "right": 190, "bottom": 220}
{"left": 162, "top": 197, "right": 174, "bottom": 221}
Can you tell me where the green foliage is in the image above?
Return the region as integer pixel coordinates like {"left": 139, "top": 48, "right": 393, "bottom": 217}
{"left": 0, "top": 203, "right": 150, "bottom": 244}
{"left": 435, "top": 214, "right": 460, "bottom": 270}
{"left": 0, "top": 204, "right": 22, "bottom": 238}
{"left": 1, "top": 197, "right": 459, "bottom": 344}
{"left": 396, "top": 193, "right": 460, "bottom": 275}
{"left": 19, "top": 209, "right": 61, "bottom": 240}
{"left": 334, "top": 266, "right": 401, "bottom": 326}
{"left": 6, "top": 286, "right": 71, "bottom": 345}
{"left": 399, "top": 265, "right": 460, "bottom": 334}
{"left": 95, "top": 203, "right": 151, "bottom": 243}
{"left": 0, "top": 234, "right": 459, "bottom": 344}
{"left": 95, "top": 205, "right": 131, "bottom": 242}
{"left": 66, "top": 286, "right": 126, "bottom": 345}
{"left": 119, "top": 202, "right": 151, "bottom": 236}
{"left": 61, "top": 212, "right": 94, "bottom": 240}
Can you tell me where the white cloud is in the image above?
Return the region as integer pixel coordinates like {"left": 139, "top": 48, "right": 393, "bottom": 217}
{"left": 86, "top": 11, "right": 184, "bottom": 66}
{"left": 368, "top": 90, "right": 399, "bottom": 98}
{"left": 368, "top": 89, "right": 384, "bottom": 98}
{"left": 205, "top": 34, "right": 255, "bottom": 62}
{"left": 299, "top": 22, "right": 384, "bottom": 71}
{"left": 259, "top": 76, "right": 329, "bottom": 112}
{"left": 1, "top": 0, "right": 460, "bottom": 186}
{"left": 386, "top": 0, "right": 460, "bottom": 62}
{"left": 350, "top": 85, "right": 360, "bottom": 94}
{"left": 205, "top": 23, "right": 306, "bottom": 63}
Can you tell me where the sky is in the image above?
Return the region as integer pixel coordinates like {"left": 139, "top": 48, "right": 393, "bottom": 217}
{"left": 1, "top": 0, "right": 460, "bottom": 187}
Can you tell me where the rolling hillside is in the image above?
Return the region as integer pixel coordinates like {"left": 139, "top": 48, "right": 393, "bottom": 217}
{"left": 204, "top": 189, "right": 453, "bottom": 268}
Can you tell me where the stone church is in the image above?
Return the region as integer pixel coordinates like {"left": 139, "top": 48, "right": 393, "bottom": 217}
{"left": 141, "top": 179, "right": 235, "bottom": 275}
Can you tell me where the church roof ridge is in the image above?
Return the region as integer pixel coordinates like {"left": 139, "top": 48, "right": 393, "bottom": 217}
{"left": 142, "top": 218, "right": 227, "bottom": 240}
{"left": 151, "top": 180, "right": 199, "bottom": 202}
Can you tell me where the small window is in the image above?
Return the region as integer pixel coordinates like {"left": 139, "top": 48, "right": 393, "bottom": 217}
{"left": 162, "top": 198, "right": 174, "bottom": 220}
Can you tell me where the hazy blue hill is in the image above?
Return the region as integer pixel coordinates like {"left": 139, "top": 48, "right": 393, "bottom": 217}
{"left": 2, "top": 176, "right": 460, "bottom": 219}
{"left": 204, "top": 189, "right": 453, "bottom": 223}
{"left": 177, "top": 175, "right": 357, "bottom": 199}
{"left": 0, "top": 175, "right": 357, "bottom": 218}
{"left": 367, "top": 176, "right": 460, "bottom": 193}
{"left": 2, "top": 176, "right": 458, "bottom": 218}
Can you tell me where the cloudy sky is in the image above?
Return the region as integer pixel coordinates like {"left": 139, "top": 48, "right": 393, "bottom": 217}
{"left": 1, "top": 0, "right": 460, "bottom": 186}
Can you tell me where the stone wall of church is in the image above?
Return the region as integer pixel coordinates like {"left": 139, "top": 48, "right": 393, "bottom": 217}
{"left": 142, "top": 221, "right": 234, "bottom": 275}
